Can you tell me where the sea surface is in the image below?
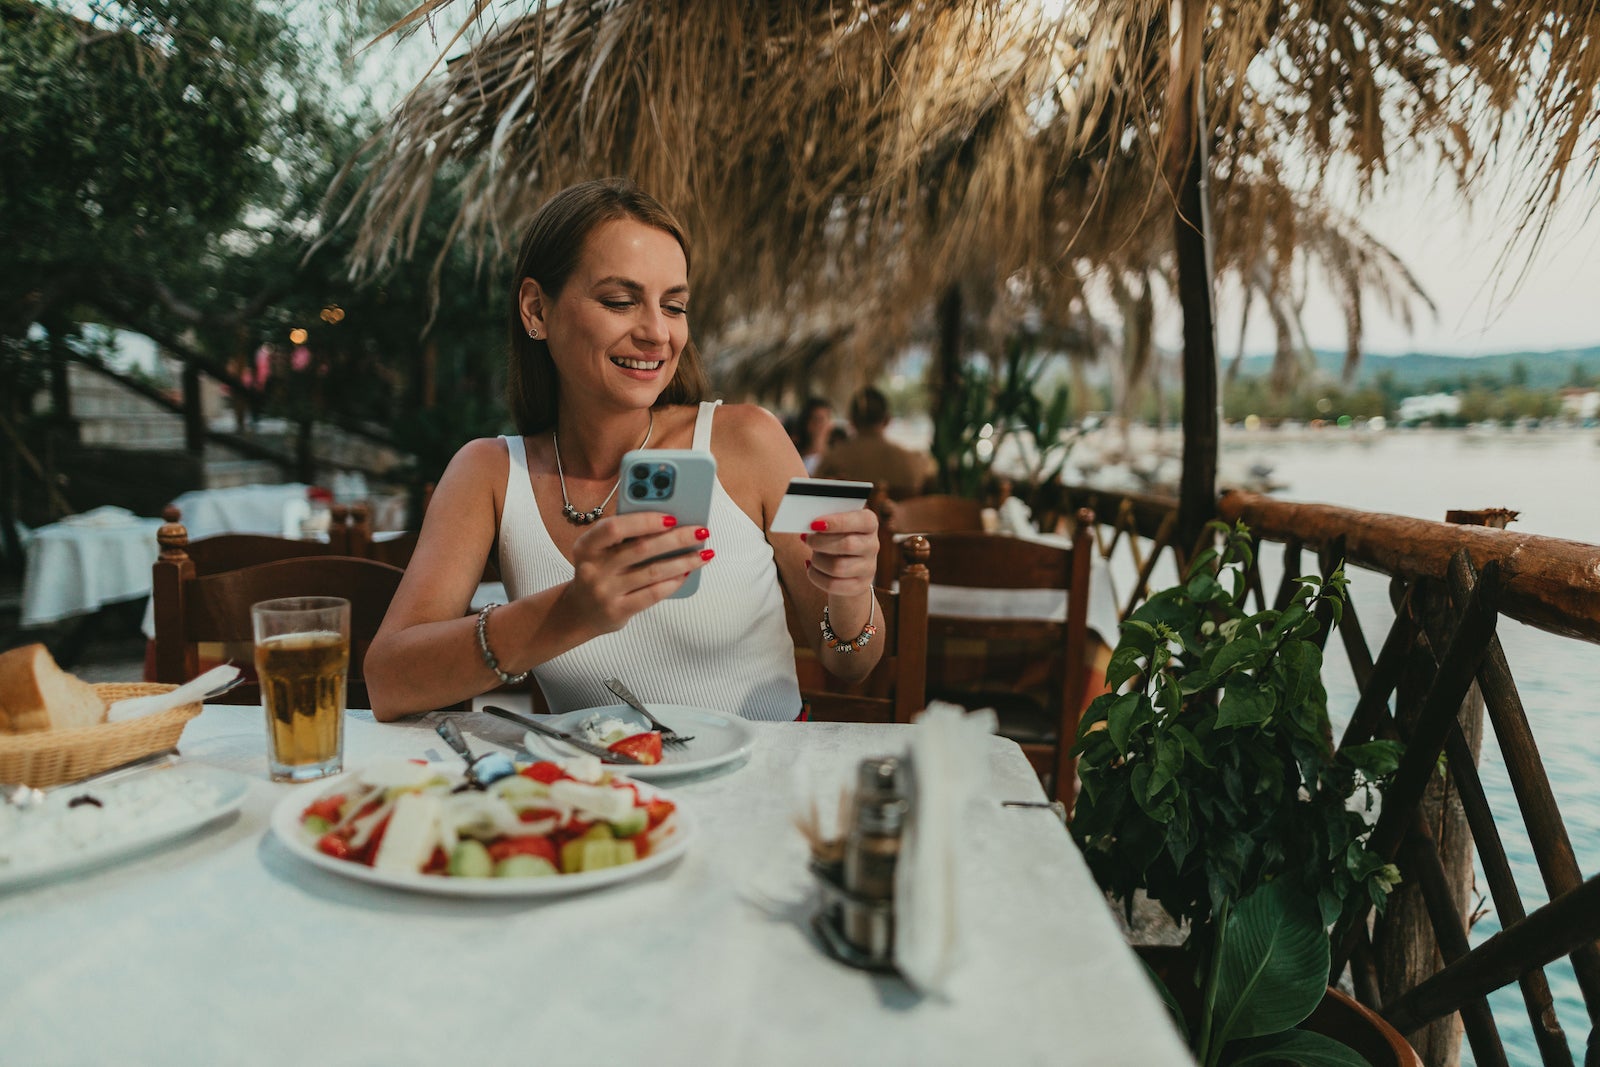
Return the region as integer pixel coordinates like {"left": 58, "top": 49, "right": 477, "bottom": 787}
{"left": 1221, "top": 427, "right": 1600, "bottom": 1065}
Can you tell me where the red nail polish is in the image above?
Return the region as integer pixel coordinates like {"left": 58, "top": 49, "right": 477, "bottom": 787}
{"left": 699, "top": 548, "right": 715, "bottom": 561}
{"left": 809, "top": 519, "right": 828, "bottom": 532}
{"left": 695, "top": 527, "right": 710, "bottom": 541}
{"left": 662, "top": 516, "right": 677, "bottom": 528}
{"left": 804, "top": 559, "right": 811, "bottom": 569}
{"left": 800, "top": 533, "right": 808, "bottom": 543}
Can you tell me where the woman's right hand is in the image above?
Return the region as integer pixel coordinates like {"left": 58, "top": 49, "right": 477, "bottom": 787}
{"left": 557, "top": 512, "right": 714, "bottom": 635}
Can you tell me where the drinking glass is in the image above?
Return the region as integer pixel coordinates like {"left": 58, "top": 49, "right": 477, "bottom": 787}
{"left": 251, "top": 596, "right": 350, "bottom": 782}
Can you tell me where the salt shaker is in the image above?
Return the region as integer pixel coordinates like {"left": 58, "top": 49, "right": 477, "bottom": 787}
{"left": 841, "top": 756, "right": 908, "bottom": 957}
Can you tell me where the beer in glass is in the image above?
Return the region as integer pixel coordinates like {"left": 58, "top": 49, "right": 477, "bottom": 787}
{"left": 252, "top": 596, "right": 350, "bottom": 781}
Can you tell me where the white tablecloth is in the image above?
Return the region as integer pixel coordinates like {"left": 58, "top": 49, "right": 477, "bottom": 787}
{"left": 167, "top": 483, "right": 309, "bottom": 540}
{"left": 0, "top": 709, "right": 1191, "bottom": 1066}
{"left": 19, "top": 508, "right": 166, "bottom": 627}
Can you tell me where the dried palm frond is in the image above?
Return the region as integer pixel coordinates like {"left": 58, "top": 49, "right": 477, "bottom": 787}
{"left": 335, "top": 0, "right": 1597, "bottom": 394}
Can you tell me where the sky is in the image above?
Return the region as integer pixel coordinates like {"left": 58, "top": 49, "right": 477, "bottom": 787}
{"left": 1205, "top": 155, "right": 1600, "bottom": 360}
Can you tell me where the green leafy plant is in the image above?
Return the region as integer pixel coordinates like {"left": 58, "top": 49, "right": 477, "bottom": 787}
{"left": 1072, "top": 520, "right": 1402, "bottom": 1067}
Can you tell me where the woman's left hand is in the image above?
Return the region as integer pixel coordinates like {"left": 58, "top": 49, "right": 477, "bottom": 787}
{"left": 802, "top": 508, "right": 879, "bottom": 598}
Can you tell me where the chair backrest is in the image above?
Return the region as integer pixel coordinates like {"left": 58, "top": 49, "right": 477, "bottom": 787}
{"left": 877, "top": 493, "right": 985, "bottom": 586}
{"left": 161, "top": 505, "right": 351, "bottom": 572}
{"left": 918, "top": 509, "right": 1095, "bottom": 806}
{"left": 345, "top": 497, "right": 500, "bottom": 581}
{"left": 792, "top": 536, "right": 930, "bottom": 724}
{"left": 151, "top": 518, "right": 403, "bottom": 708}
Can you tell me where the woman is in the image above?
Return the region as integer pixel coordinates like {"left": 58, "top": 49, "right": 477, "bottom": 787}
{"left": 366, "top": 179, "right": 883, "bottom": 722}
{"left": 791, "top": 397, "right": 834, "bottom": 475}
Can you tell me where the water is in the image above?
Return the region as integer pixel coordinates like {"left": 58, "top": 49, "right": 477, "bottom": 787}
{"left": 1223, "top": 427, "right": 1600, "bottom": 1064}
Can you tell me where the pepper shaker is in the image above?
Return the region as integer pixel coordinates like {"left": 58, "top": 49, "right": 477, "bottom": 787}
{"left": 841, "top": 756, "right": 908, "bottom": 958}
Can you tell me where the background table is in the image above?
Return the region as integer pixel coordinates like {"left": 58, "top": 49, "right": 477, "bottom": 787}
{"left": 167, "top": 483, "right": 310, "bottom": 540}
{"left": 0, "top": 708, "right": 1192, "bottom": 1065}
{"left": 19, "top": 507, "right": 166, "bottom": 628}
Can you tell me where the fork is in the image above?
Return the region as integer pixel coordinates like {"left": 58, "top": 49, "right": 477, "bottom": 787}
{"left": 603, "top": 677, "right": 694, "bottom": 745}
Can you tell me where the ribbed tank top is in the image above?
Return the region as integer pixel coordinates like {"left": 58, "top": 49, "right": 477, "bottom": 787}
{"left": 497, "top": 401, "right": 803, "bottom": 721}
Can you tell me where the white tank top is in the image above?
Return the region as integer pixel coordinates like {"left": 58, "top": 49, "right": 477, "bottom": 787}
{"left": 497, "top": 400, "right": 803, "bottom": 721}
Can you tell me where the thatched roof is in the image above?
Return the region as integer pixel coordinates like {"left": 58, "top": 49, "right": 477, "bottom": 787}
{"left": 336, "top": 1, "right": 1598, "bottom": 399}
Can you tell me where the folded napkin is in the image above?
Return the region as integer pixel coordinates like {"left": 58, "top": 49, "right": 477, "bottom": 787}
{"left": 997, "top": 495, "right": 1037, "bottom": 537}
{"left": 894, "top": 700, "right": 997, "bottom": 996}
{"left": 107, "top": 664, "right": 242, "bottom": 722}
{"left": 60, "top": 505, "right": 139, "bottom": 529}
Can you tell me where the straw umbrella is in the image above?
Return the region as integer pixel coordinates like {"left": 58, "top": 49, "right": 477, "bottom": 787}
{"left": 338, "top": 0, "right": 1596, "bottom": 488}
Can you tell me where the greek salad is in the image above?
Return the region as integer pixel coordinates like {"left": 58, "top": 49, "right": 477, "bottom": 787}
{"left": 298, "top": 755, "right": 679, "bottom": 879}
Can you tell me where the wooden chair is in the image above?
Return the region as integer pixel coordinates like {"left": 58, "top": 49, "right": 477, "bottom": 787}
{"left": 151, "top": 517, "right": 404, "bottom": 709}
{"left": 790, "top": 536, "right": 930, "bottom": 724}
{"left": 160, "top": 505, "right": 352, "bottom": 571}
{"left": 875, "top": 492, "right": 985, "bottom": 586}
{"left": 918, "top": 510, "right": 1096, "bottom": 808}
{"left": 345, "top": 498, "right": 501, "bottom": 581}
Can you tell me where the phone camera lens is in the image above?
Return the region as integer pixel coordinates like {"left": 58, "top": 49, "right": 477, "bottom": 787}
{"left": 630, "top": 464, "right": 650, "bottom": 481}
{"left": 628, "top": 483, "right": 648, "bottom": 500}
{"left": 651, "top": 473, "right": 671, "bottom": 491}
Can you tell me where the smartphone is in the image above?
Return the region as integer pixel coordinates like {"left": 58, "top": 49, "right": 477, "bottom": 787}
{"left": 616, "top": 449, "right": 718, "bottom": 599}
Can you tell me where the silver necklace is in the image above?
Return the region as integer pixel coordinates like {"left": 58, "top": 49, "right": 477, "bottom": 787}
{"left": 552, "top": 409, "right": 654, "bottom": 525}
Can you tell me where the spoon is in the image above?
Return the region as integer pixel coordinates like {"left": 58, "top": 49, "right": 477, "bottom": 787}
{"left": 434, "top": 720, "right": 516, "bottom": 789}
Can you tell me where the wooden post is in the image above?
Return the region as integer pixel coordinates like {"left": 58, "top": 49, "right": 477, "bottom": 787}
{"left": 1374, "top": 510, "right": 1512, "bottom": 1067}
{"left": 1167, "top": 0, "right": 1220, "bottom": 553}
{"left": 182, "top": 359, "right": 205, "bottom": 455}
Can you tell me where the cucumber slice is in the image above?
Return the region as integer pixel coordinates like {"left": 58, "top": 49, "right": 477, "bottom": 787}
{"left": 495, "top": 855, "right": 557, "bottom": 878}
{"left": 448, "top": 839, "right": 493, "bottom": 878}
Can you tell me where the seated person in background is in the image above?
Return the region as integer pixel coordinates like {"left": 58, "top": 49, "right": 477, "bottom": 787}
{"left": 815, "top": 386, "right": 935, "bottom": 499}
{"left": 789, "top": 396, "right": 834, "bottom": 475}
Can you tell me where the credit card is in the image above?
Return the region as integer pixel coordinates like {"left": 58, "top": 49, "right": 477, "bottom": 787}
{"left": 769, "top": 478, "right": 874, "bottom": 533}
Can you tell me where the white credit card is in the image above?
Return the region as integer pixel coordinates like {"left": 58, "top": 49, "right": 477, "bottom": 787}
{"left": 769, "top": 478, "right": 874, "bottom": 533}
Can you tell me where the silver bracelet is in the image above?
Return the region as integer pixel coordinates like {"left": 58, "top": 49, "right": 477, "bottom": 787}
{"left": 819, "top": 598, "right": 878, "bottom": 653}
{"left": 476, "top": 603, "right": 531, "bottom": 684}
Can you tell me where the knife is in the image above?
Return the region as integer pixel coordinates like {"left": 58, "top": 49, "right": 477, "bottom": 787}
{"left": 481, "top": 705, "right": 645, "bottom": 765}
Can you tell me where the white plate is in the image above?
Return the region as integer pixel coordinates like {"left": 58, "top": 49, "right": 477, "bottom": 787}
{"left": 0, "top": 764, "right": 248, "bottom": 892}
{"left": 268, "top": 764, "right": 693, "bottom": 898}
{"left": 522, "top": 704, "right": 756, "bottom": 781}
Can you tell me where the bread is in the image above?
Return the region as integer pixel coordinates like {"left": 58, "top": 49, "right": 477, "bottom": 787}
{"left": 0, "top": 644, "right": 108, "bottom": 733}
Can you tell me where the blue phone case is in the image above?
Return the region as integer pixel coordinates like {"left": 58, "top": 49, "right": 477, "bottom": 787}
{"left": 616, "top": 448, "right": 718, "bottom": 599}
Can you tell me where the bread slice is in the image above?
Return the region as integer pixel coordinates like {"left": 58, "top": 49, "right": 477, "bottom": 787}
{"left": 0, "top": 643, "right": 108, "bottom": 733}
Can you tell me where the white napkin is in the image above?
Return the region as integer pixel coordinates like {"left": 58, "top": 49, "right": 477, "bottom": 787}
{"left": 60, "top": 505, "right": 139, "bottom": 528}
{"left": 997, "top": 495, "right": 1037, "bottom": 537}
{"left": 107, "top": 664, "right": 242, "bottom": 722}
{"left": 894, "top": 700, "right": 997, "bottom": 996}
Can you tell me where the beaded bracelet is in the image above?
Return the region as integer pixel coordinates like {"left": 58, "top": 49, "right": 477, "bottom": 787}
{"left": 476, "top": 603, "right": 532, "bottom": 685}
{"left": 819, "top": 598, "right": 878, "bottom": 653}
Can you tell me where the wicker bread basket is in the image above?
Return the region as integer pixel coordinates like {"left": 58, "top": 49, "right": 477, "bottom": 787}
{"left": 0, "top": 683, "right": 204, "bottom": 788}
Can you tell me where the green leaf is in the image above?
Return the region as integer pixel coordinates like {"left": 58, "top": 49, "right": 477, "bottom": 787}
{"left": 1138, "top": 958, "right": 1191, "bottom": 1044}
{"left": 1340, "top": 741, "right": 1402, "bottom": 778}
{"left": 1106, "top": 645, "right": 1147, "bottom": 691}
{"left": 1210, "top": 881, "right": 1330, "bottom": 1046}
{"left": 1188, "top": 572, "right": 1226, "bottom": 603}
{"left": 1225, "top": 1028, "right": 1373, "bottom": 1067}
{"left": 1107, "top": 691, "right": 1146, "bottom": 754}
{"left": 1217, "top": 679, "right": 1275, "bottom": 728}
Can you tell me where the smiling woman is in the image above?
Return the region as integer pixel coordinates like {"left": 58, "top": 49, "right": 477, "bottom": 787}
{"left": 364, "top": 179, "right": 886, "bottom": 723}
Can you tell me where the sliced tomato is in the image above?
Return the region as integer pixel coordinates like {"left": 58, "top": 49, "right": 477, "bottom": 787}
{"left": 517, "top": 807, "right": 562, "bottom": 823}
{"left": 646, "top": 798, "right": 676, "bottom": 830}
{"left": 316, "top": 832, "right": 353, "bottom": 860}
{"left": 520, "top": 761, "right": 565, "bottom": 784}
{"left": 352, "top": 816, "right": 391, "bottom": 865}
{"left": 487, "top": 835, "right": 557, "bottom": 866}
{"left": 302, "top": 793, "right": 345, "bottom": 824}
{"left": 423, "top": 846, "right": 450, "bottom": 874}
{"left": 609, "top": 731, "right": 663, "bottom": 765}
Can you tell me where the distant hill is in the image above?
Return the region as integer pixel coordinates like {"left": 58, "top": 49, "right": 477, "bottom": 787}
{"left": 1237, "top": 346, "right": 1600, "bottom": 390}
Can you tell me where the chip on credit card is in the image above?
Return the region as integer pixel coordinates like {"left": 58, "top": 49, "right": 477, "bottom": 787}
{"left": 769, "top": 478, "right": 875, "bottom": 534}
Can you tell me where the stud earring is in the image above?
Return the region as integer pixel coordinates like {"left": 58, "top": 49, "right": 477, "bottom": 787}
{"left": 528, "top": 327, "right": 538, "bottom": 339}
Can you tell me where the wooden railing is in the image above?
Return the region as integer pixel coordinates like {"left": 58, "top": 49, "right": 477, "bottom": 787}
{"left": 1059, "top": 483, "right": 1600, "bottom": 1067}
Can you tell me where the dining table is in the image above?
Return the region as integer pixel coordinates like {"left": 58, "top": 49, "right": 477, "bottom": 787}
{"left": 18, "top": 507, "right": 167, "bottom": 629}
{"left": 1, "top": 705, "right": 1193, "bottom": 1066}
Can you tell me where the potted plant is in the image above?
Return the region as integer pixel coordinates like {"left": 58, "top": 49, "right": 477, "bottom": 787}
{"left": 1072, "top": 520, "right": 1415, "bottom": 1066}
